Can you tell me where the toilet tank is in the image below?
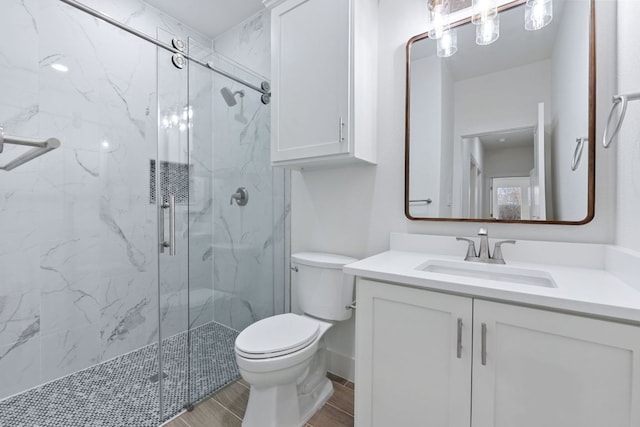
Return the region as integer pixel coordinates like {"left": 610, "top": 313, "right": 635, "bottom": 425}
{"left": 291, "top": 252, "right": 358, "bottom": 321}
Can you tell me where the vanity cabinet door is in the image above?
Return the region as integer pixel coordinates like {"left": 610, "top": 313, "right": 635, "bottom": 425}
{"left": 355, "top": 279, "right": 473, "bottom": 427}
{"left": 471, "top": 300, "right": 640, "bottom": 427}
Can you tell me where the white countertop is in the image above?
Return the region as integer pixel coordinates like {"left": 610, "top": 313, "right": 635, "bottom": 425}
{"left": 344, "top": 249, "right": 640, "bottom": 323}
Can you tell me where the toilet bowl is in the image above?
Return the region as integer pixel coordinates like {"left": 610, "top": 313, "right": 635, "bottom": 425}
{"left": 234, "top": 252, "right": 357, "bottom": 427}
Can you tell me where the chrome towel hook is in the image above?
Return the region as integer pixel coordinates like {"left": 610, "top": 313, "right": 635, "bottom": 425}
{"left": 571, "top": 137, "right": 587, "bottom": 171}
{"left": 603, "top": 92, "right": 640, "bottom": 148}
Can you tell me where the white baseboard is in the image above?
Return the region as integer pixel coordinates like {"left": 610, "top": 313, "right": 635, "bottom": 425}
{"left": 327, "top": 349, "right": 355, "bottom": 383}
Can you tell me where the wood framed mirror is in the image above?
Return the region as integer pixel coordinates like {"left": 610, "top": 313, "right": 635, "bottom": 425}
{"left": 405, "top": 0, "right": 595, "bottom": 224}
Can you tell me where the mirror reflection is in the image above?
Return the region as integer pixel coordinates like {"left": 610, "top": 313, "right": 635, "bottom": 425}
{"left": 406, "top": 0, "right": 593, "bottom": 223}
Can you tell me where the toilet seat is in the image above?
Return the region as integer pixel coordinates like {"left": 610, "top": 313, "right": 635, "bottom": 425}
{"left": 235, "top": 313, "right": 320, "bottom": 359}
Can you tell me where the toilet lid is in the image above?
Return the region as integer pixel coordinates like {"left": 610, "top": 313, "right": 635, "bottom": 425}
{"left": 235, "top": 313, "right": 320, "bottom": 359}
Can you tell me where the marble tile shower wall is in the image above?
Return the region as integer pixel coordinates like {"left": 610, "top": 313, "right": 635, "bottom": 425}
{"left": 210, "top": 11, "right": 288, "bottom": 331}
{"left": 0, "top": 0, "right": 214, "bottom": 400}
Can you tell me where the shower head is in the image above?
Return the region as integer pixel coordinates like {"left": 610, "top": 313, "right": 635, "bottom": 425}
{"left": 220, "top": 87, "right": 245, "bottom": 107}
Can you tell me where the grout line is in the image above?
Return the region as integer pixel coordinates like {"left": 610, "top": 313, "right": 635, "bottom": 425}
{"left": 210, "top": 392, "right": 243, "bottom": 422}
{"left": 325, "top": 401, "right": 355, "bottom": 419}
{"left": 224, "top": 404, "right": 243, "bottom": 422}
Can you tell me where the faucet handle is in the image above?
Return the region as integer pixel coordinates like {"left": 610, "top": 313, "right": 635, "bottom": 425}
{"left": 477, "top": 227, "right": 488, "bottom": 236}
{"left": 230, "top": 187, "right": 249, "bottom": 206}
{"left": 492, "top": 240, "right": 516, "bottom": 264}
{"left": 456, "top": 237, "right": 477, "bottom": 261}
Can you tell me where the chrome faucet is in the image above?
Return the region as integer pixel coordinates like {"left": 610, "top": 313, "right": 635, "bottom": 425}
{"left": 477, "top": 228, "right": 490, "bottom": 261}
{"left": 456, "top": 228, "right": 516, "bottom": 264}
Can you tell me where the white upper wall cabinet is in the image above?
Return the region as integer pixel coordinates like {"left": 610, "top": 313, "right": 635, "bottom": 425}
{"left": 265, "top": 0, "right": 378, "bottom": 169}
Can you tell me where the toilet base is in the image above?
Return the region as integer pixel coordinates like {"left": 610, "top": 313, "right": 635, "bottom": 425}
{"left": 237, "top": 318, "right": 335, "bottom": 427}
{"left": 242, "top": 376, "right": 333, "bottom": 427}
{"left": 299, "top": 377, "right": 333, "bottom": 425}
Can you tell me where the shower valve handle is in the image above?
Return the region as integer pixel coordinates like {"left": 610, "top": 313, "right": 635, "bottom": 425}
{"left": 230, "top": 187, "right": 249, "bottom": 206}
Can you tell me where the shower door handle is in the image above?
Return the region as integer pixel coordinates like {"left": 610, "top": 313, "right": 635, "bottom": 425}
{"left": 161, "top": 195, "right": 176, "bottom": 256}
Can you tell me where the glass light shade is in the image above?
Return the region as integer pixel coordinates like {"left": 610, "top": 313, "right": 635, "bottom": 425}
{"left": 525, "top": 0, "right": 553, "bottom": 31}
{"left": 472, "top": 0, "right": 498, "bottom": 25}
{"left": 437, "top": 29, "right": 457, "bottom": 57}
{"left": 476, "top": 13, "right": 499, "bottom": 45}
{"left": 427, "top": 0, "right": 450, "bottom": 39}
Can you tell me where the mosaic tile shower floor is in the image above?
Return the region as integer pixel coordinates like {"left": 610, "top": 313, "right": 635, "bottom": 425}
{"left": 0, "top": 322, "right": 240, "bottom": 427}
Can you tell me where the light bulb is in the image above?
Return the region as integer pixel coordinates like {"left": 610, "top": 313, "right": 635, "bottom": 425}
{"left": 476, "top": 13, "right": 499, "bottom": 45}
{"left": 525, "top": 0, "right": 553, "bottom": 31}
{"left": 437, "top": 29, "right": 457, "bottom": 57}
{"left": 428, "top": 0, "right": 450, "bottom": 40}
{"left": 472, "top": 0, "right": 498, "bottom": 25}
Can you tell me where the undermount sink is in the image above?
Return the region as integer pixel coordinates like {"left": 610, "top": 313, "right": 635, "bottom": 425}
{"left": 417, "top": 259, "right": 557, "bottom": 288}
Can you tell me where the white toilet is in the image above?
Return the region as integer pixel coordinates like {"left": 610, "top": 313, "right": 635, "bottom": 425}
{"left": 234, "top": 252, "right": 357, "bottom": 427}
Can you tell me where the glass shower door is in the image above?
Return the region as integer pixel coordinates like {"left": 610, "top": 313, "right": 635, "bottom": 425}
{"left": 156, "top": 31, "right": 223, "bottom": 421}
{"left": 156, "top": 29, "right": 286, "bottom": 421}
{"left": 156, "top": 28, "right": 193, "bottom": 421}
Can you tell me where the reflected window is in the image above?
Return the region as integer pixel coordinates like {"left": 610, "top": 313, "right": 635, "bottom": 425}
{"left": 492, "top": 177, "right": 531, "bottom": 220}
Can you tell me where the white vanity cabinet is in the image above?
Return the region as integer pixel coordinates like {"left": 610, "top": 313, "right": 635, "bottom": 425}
{"left": 355, "top": 279, "right": 640, "bottom": 427}
{"left": 355, "top": 279, "right": 473, "bottom": 427}
{"left": 472, "top": 300, "right": 640, "bottom": 427}
{"left": 265, "top": 0, "right": 377, "bottom": 169}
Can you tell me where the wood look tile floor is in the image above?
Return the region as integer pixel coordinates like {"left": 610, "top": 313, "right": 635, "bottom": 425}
{"left": 164, "top": 372, "right": 354, "bottom": 427}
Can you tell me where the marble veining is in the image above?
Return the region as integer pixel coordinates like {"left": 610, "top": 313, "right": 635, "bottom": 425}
{"left": 99, "top": 207, "right": 148, "bottom": 272}
{"left": 106, "top": 298, "right": 149, "bottom": 343}
{"left": 0, "top": 316, "right": 39, "bottom": 361}
{"left": 0, "top": 0, "right": 286, "bottom": 407}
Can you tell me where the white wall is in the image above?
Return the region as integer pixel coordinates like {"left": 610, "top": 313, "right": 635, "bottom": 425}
{"left": 551, "top": 0, "right": 590, "bottom": 220}
{"left": 291, "top": 0, "right": 617, "bottom": 380}
{"left": 460, "top": 136, "right": 486, "bottom": 217}
{"left": 452, "top": 60, "right": 551, "bottom": 216}
{"left": 615, "top": 0, "right": 640, "bottom": 252}
{"left": 440, "top": 60, "right": 455, "bottom": 216}
{"left": 409, "top": 55, "right": 443, "bottom": 217}
{"left": 484, "top": 146, "right": 535, "bottom": 179}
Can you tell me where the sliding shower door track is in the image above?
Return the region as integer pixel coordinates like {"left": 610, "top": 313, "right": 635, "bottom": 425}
{"left": 58, "top": 0, "right": 271, "bottom": 102}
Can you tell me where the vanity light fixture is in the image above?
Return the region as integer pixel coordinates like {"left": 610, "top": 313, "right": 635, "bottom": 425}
{"left": 524, "top": 0, "right": 553, "bottom": 31}
{"left": 427, "top": 0, "right": 450, "bottom": 40}
{"left": 437, "top": 28, "right": 458, "bottom": 57}
{"left": 428, "top": 0, "right": 553, "bottom": 56}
